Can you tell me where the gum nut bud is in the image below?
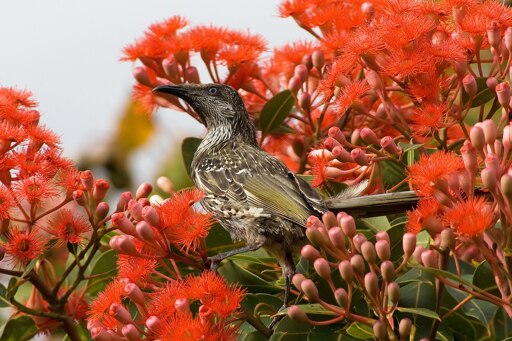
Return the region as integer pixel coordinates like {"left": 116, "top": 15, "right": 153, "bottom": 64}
{"left": 461, "top": 140, "right": 477, "bottom": 174}
{"left": 496, "top": 82, "right": 511, "bottom": 109}
{"left": 292, "top": 273, "right": 306, "bottom": 290}
{"left": 470, "top": 125, "right": 485, "bottom": 151}
{"left": 399, "top": 318, "right": 412, "bottom": 338}
{"left": 162, "top": 58, "right": 179, "bottom": 77}
{"left": 481, "top": 119, "right": 497, "bottom": 145}
{"left": 107, "top": 330, "right": 122, "bottom": 341}
{"left": 365, "top": 70, "right": 382, "bottom": 91}
{"left": 353, "top": 233, "right": 367, "bottom": 253}
{"left": 485, "top": 154, "right": 500, "bottom": 176}
{"left": 338, "top": 260, "right": 354, "bottom": 282}
{"left": 314, "top": 258, "right": 332, "bottom": 280}
{"left": 185, "top": 66, "right": 200, "bottom": 84}
{"left": 306, "top": 227, "right": 326, "bottom": 247}
{"left": 454, "top": 61, "right": 467, "bottom": 77}
{"left": 118, "top": 235, "right": 138, "bottom": 256}
{"left": 156, "top": 176, "right": 174, "bottom": 194}
{"left": 95, "top": 202, "right": 110, "bottom": 222}
{"left": 481, "top": 168, "right": 497, "bottom": 191}
{"left": 373, "top": 320, "right": 386, "bottom": 340}
{"left": 380, "top": 136, "right": 399, "bottom": 155}
{"left": 351, "top": 129, "right": 361, "bottom": 145}
{"left": 0, "top": 245, "right": 4, "bottom": 262}
{"left": 501, "top": 174, "right": 512, "bottom": 201}
{"left": 80, "top": 170, "right": 94, "bottom": 192}
{"left": 93, "top": 179, "right": 110, "bottom": 202}
{"left": 486, "top": 76, "right": 499, "bottom": 91}
{"left": 351, "top": 254, "right": 365, "bottom": 276}
{"left": 421, "top": 250, "right": 438, "bottom": 268}
{"left": 288, "top": 76, "right": 302, "bottom": 94}
{"left": 387, "top": 282, "right": 400, "bottom": 304}
{"left": 440, "top": 228, "right": 455, "bottom": 250}
{"left": 136, "top": 221, "right": 156, "bottom": 243}
{"left": 109, "top": 303, "right": 132, "bottom": 324}
{"left": 329, "top": 227, "right": 347, "bottom": 251}
{"left": 133, "top": 66, "right": 152, "bottom": 87}
{"left": 364, "top": 272, "right": 379, "bottom": 297}
{"left": 111, "top": 212, "right": 136, "bottom": 235}
{"left": 360, "top": 127, "right": 379, "bottom": 146}
{"left": 322, "top": 211, "right": 337, "bottom": 228}
{"left": 324, "top": 136, "right": 341, "bottom": 150}
{"left": 375, "top": 240, "right": 391, "bottom": 261}
{"left": 413, "top": 245, "right": 425, "bottom": 264}
{"left": 135, "top": 182, "right": 152, "bottom": 200}
{"left": 312, "top": 50, "right": 325, "bottom": 71}
{"left": 301, "top": 279, "right": 320, "bottom": 302}
{"left": 175, "top": 298, "right": 190, "bottom": 314}
{"left": 335, "top": 288, "right": 350, "bottom": 309}
{"left": 294, "top": 64, "right": 309, "bottom": 83}
{"left": 298, "top": 92, "right": 311, "bottom": 110}
{"left": 288, "top": 305, "right": 309, "bottom": 323}
{"left": 301, "top": 245, "right": 321, "bottom": 261}
{"left": 375, "top": 231, "right": 390, "bottom": 244}
{"left": 307, "top": 215, "right": 324, "bottom": 228}
{"left": 338, "top": 212, "right": 356, "bottom": 237}
{"left": 125, "top": 283, "right": 145, "bottom": 305}
{"left": 73, "top": 189, "right": 86, "bottom": 206}
{"left": 122, "top": 324, "right": 140, "bottom": 341}
{"left": 504, "top": 124, "right": 512, "bottom": 150}
{"left": 361, "top": 241, "right": 377, "bottom": 264}
{"left": 142, "top": 206, "right": 160, "bottom": 227}
{"left": 403, "top": 233, "right": 417, "bottom": 258}
{"left": 332, "top": 146, "right": 354, "bottom": 162}
{"left": 506, "top": 27, "right": 512, "bottom": 52}
{"left": 146, "top": 316, "right": 161, "bottom": 333}
{"left": 91, "top": 327, "right": 112, "bottom": 341}
{"left": 116, "top": 192, "right": 133, "bottom": 212}
{"left": 462, "top": 74, "right": 477, "bottom": 97}
{"left": 470, "top": 34, "right": 483, "bottom": 50}
{"left": 380, "top": 260, "right": 395, "bottom": 282}
{"left": 328, "top": 126, "right": 347, "bottom": 144}
{"left": 487, "top": 20, "right": 501, "bottom": 49}
{"left": 351, "top": 148, "right": 369, "bottom": 166}
{"left": 127, "top": 200, "right": 143, "bottom": 221}
{"left": 302, "top": 53, "right": 313, "bottom": 69}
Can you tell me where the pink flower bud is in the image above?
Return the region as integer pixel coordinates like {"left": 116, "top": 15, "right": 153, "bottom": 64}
{"left": 301, "top": 279, "right": 320, "bottom": 302}
{"left": 185, "top": 66, "right": 200, "bottom": 84}
{"left": 314, "top": 258, "right": 332, "bottom": 281}
{"left": 454, "top": 61, "right": 467, "bottom": 77}
{"left": 142, "top": 206, "right": 160, "bottom": 227}
{"left": 302, "top": 54, "right": 313, "bottom": 69}
{"left": 481, "top": 119, "right": 497, "bottom": 146}
{"left": 360, "top": 128, "right": 379, "bottom": 146}
{"left": 287, "top": 305, "right": 309, "bottom": 323}
{"left": 365, "top": 70, "right": 383, "bottom": 92}
{"left": 111, "top": 212, "right": 137, "bottom": 236}
{"left": 496, "top": 82, "right": 511, "bottom": 110}
{"left": 353, "top": 233, "right": 367, "bottom": 253}
{"left": 306, "top": 216, "right": 324, "bottom": 228}
{"left": 146, "top": 316, "right": 161, "bottom": 332}
{"left": 122, "top": 324, "right": 141, "bottom": 341}
{"left": 380, "top": 136, "right": 400, "bottom": 155}
{"left": 387, "top": 282, "right": 400, "bottom": 304}
{"left": 501, "top": 174, "right": 512, "bottom": 202}
{"left": 332, "top": 146, "right": 354, "bottom": 162}
{"left": 175, "top": 298, "right": 190, "bottom": 314}
{"left": 133, "top": 67, "right": 152, "bottom": 87}
{"left": 338, "top": 260, "right": 354, "bottom": 282}
{"left": 338, "top": 212, "right": 356, "bottom": 237}
{"left": 73, "top": 189, "right": 86, "bottom": 206}
{"left": 116, "top": 192, "right": 133, "bottom": 213}
{"left": 301, "top": 245, "right": 321, "bottom": 261}
{"left": 403, "top": 233, "right": 417, "bottom": 258}
{"left": 135, "top": 182, "right": 152, "bottom": 200}
{"left": 462, "top": 74, "right": 477, "bottom": 97}
{"left": 80, "top": 170, "right": 94, "bottom": 192}
{"left": 351, "top": 129, "right": 362, "bottom": 145}
{"left": 90, "top": 327, "right": 112, "bottom": 341}
{"left": 361, "top": 241, "right": 377, "bottom": 264}
{"left": 305, "top": 227, "right": 327, "bottom": 247}
{"left": 486, "top": 21, "right": 501, "bottom": 50}
{"left": 413, "top": 245, "right": 425, "bottom": 264}
{"left": 375, "top": 240, "right": 390, "bottom": 261}
{"left": 440, "top": 228, "right": 455, "bottom": 251}
{"left": 361, "top": 2, "right": 374, "bottom": 19}
{"left": 351, "top": 254, "right": 365, "bottom": 276}
{"left": 322, "top": 211, "right": 337, "bottom": 228}
{"left": 294, "top": 64, "right": 309, "bottom": 83}
{"left": 93, "top": 179, "right": 110, "bottom": 202}
{"left": 125, "top": 283, "right": 145, "bottom": 305}
{"left": 380, "top": 260, "right": 395, "bottom": 282}
{"left": 375, "top": 231, "right": 390, "bottom": 244}
{"left": 109, "top": 303, "right": 133, "bottom": 324}
{"left": 364, "top": 272, "right": 379, "bottom": 297}
{"left": 298, "top": 92, "right": 311, "bottom": 110}
{"left": 351, "top": 148, "right": 369, "bottom": 166}
{"left": 136, "top": 221, "right": 156, "bottom": 244}
{"left": 399, "top": 318, "right": 412, "bottom": 338}
{"left": 470, "top": 125, "right": 485, "bottom": 152}
{"left": 95, "top": 202, "right": 110, "bottom": 222}
{"left": 156, "top": 176, "right": 174, "bottom": 194}
{"left": 335, "top": 288, "right": 349, "bottom": 309}
{"left": 481, "top": 168, "right": 498, "bottom": 192}
{"left": 118, "top": 235, "right": 139, "bottom": 256}
{"left": 328, "top": 227, "right": 347, "bottom": 252}
{"left": 486, "top": 76, "right": 499, "bottom": 91}
{"left": 162, "top": 58, "right": 179, "bottom": 78}
{"left": 461, "top": 140, "right": 478, "bottom": 175}
{"left": 421, "top": 250, "right": 439, "bottom": 268}
{"left": 505, "top": 27, "right": 512, "bottom": 53}
{"left": 288, "top": 76, "right": 302, "bottom": 94}
{"left": 485, "top": 154, "right": 501, "bottom": 177}
{"left": 127, "top": 199, "right": 143, "bottom": 221}
{"left": 328, "top": 127, "right": 347, "bottom": 144}
{"left": 312, "top": 50, "right": 325, "bottom": 71}
{"left": 373, "top": 320, "right": 387, "bottom": 340}
{"left": 292, "top": 273, "right": 306, "bottom": 290}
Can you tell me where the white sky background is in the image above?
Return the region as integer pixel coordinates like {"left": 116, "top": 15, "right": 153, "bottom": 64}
{"left": 0, "top": 1, "right": 310, "bottom": 183}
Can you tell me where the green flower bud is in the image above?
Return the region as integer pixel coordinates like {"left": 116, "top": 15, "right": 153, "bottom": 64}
{"left": 440, "top": 228, "right": 455, "bottom": 251}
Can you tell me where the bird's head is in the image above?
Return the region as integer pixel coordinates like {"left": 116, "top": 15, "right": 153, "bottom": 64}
{"left": 152, "top": 83, "right": 251, "bottom": 130}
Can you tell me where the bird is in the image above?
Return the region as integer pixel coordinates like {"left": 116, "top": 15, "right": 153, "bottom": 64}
{"left": 152, "top": 83, "right": 419, "bottom": 321}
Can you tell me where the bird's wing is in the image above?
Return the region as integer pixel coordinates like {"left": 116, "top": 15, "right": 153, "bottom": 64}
{"left": 192, "top": 144, "right": 322, "bottom": 227}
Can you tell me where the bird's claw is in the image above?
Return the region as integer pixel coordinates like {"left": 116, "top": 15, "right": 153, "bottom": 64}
{"left": 268, "top": 304, "right": 287, "bottom": 330}
{"left": 207, "top": 256, "right": 221, "bottom": 272}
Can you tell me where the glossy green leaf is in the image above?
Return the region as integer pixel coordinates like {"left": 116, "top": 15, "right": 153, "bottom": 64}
{"left": 240, "top": 332, "right": 269, "bottom": 341}
{"left": 279, "top": 304, "right": 338, "bottom": 317}
{"left": 379, "top": 160, "right": 407, "bottom": 189}
{"left": 0, "top": 316, "right": 38, "bottom": 341}
{"left": 205, "top": 223, "right": 237, "bottom": 254}
{"left": 219, "top": 260, "right": 281, "bottom": 294}
{"left": 445, "top": 286, "right": 498, "bottom": 329}
{"left": 270, "top": 316, "right": 313, "bottom": 341}
{"left": 87, "top": 249, "right": 118, "bottom": 295}
{"left": 359, "top": 216, "right": 391, "bottom": 232}
{"left": 62, "top": 322, "right": 92, "bottom": 341}
{"left": 259, "top": 90, "right": 295, "bottom": 136}
{"left": 398, "top": 142, "right": 424, "bottom": 153}
{"left": 461, "top": 77, "right": 495, "bottom": 108}
{"left": 308, "top": 325, "right": 346, "bottom": 340}
{"left": 494, "top": 307, "right": 512, "bottom": 341}
{"left": 182, "top": 137, "right": 202, "bottom": 176}
{"left": 395, "top": 306, "right": 441, "bottom": 320}
{"left": 345, "top": 322, "right": 374, "bottom": 340}
{"left": 473, "top": 261, "right": 500, "bottom": 296}
{"left": 0, "top": 283, "right": 10, "bottom": 308}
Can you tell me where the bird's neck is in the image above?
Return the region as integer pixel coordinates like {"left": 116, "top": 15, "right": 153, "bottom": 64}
{"left": 200, "top": 116, "right": 258, "bottom": 151}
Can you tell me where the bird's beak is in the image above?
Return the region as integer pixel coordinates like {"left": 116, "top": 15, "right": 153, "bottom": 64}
{"left": 152, "top": 85, "right": 190, "bottom": 100}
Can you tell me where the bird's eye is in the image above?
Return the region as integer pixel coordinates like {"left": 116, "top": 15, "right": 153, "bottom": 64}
{"left": 208, "top": 87, "right": 217, "bottom": 94}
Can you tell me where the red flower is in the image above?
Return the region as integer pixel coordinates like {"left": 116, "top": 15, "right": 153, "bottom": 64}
{"left": 156, "top": 314, "right": 209, "bottom": 341}
{"left": 0, "top": 87, "right": 38, "bottom": 108}
{"left": 0, "top": 185, "right": 13, "bottom": 220}
{"left": 148, "top": 281, "right": 187, "bottom": 320}
{"left": 3, "top": 228, "right": 46, "bottom": 267}
{"left": 117, "top": 254, "right": 156, "bottom": 286}
{"left": 13, "top": 175, "right": 59, "bottom": 205}
{"left": 310, "top": 149, "right": 330, "bottom": 187}
{"left": 444, "top": 197, "right": 494, "bottom": 237}
{"left": 42, "top": 209, "right": 91, "bottom": 246}
{"left": 406, "top": 198, "right": 442, "bottom": 234}
{"left": 410, "top": 102, "right": 450, "bottom": 137}
{"left": 87, "top": 279, "right": 125, "bottom": 329}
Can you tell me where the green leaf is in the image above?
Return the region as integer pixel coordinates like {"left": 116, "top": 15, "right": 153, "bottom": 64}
{"left": 62, "top": 322, "right": 92, "bottom": 341}
{"left": 0, "top": 316, "right": 38, "bottom": 341}
{"left": 0, "top": 283, "right": 10, "bottom": 308}
{"left": 444, "top": 286, "right": 498, "bottom": 329}
{"left": 205, "top": 223, "right": 237, "bottom": 254}
{"left": 473, "top": 261, "right": 500, "bottom": 296}
{"left": 494, "top": 307, "right": 512, "bottom": 341}
{"left": 398, "top": 142, "right": 424, "bottom": 153}
{"left": 395, "top": 306, "right": 441, "bottom": 320}
{"left": 219, "top": 260, "right": 281, "bottom": 294}
{"left": 87, "top": 249, "right": 118, "bottom": 295}
{"left": 259, "top": 90, "right": 295, "bottom": 136}
{"left": 359, "top": 216, "right": 391, "bottom": 232}
{"left": 345, "top": 322, "right": 374, "bottom": 340}
{"left": 308, "top": 325, "right": 346, "bottom": 340}
{"left": 181, "top": 137, "right": 202, "bottom": 176}
{"left": 279, "top": 304, "right": 338, "bottom": 317}
{"left": 379, "top": 160, "right": 407, "bottom": 189}
{"left": 269, "top": 316, "right": 313, "bottom": 341}
{"left": 462, "top": 77, "right": 496, "bottom": 108}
